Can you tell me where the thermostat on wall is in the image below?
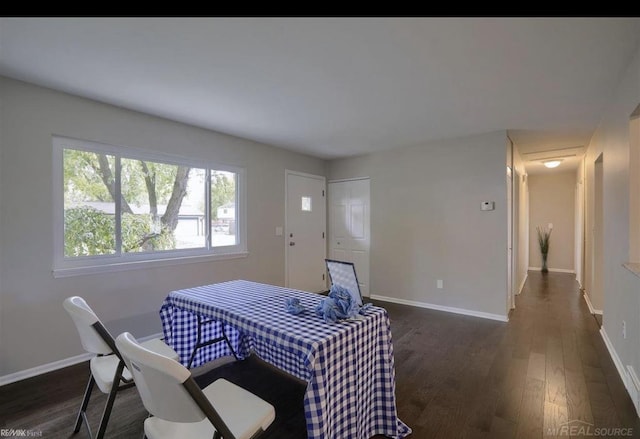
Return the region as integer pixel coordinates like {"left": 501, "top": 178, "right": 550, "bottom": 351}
{"left": 481, "top": 201, "right": 495, "bottom": 211}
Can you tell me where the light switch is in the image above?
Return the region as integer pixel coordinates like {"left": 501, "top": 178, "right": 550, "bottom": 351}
{"left": 275, "top": 227, "right": 283, "bottom": 236}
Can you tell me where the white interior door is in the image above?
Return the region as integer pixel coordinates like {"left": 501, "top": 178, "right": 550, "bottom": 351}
{"left": 328, "top": 179, "right": 370, "bottom": 297}
{"left": 286, "top": 171, "right": 326, "bottom": 292}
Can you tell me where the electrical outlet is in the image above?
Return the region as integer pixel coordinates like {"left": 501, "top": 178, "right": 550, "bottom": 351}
{"left": 437, "top": 279, "right": 443, "bottom": 289}
{"left": 623, "top": 320, "right": 627, "bottom": 340}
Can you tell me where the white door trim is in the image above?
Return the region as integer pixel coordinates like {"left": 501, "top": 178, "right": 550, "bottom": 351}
{"left": 288, "top": 169, "right": 327, "bottom": 181}
{"left": 284, "top": 170, "right": 326, "bottom": 289}
{"left": 327, "top": 177, "right": 371, "bottom": 183}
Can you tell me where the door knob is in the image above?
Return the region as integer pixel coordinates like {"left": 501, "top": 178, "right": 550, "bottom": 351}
{"left": 289, "top": 242, "right": 296, "bottom": 246}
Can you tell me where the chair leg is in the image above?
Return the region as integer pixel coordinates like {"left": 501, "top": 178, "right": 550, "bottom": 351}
{"left": 73, "top": 373, "right": 95, "bottom": 433}
{"left": 95, "top": 360, "right": 125, "bottom": 439}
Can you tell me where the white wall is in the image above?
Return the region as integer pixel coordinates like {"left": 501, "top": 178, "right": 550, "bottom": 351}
{"left": 528, "top": 172, "right": 576, "bottom": 272}
{"left": 327, "top": 131, "right": 509, "bottom": 320}
{"left": 583, "top": 41, "right": 640, "bottom": 408}
{"left": 0, "top": 77, "right": 326, "bottom": 377}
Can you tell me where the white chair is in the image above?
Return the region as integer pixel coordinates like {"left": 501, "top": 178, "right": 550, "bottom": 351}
{"left": 325, "top": 259, "right": 364, "bottom": 306}
{"left": 116, "top": 332, "right": 275, "bottom": 439}
{"left": 63, "top": 296, "right": 179, "bottom": 439}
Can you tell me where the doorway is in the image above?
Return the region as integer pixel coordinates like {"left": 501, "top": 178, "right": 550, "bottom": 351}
{"left": 591, "top": 154, "right": 604, "bottom": 312}
{"left": 328, "top": 178, "right": 370, "bottom": 298}
{"left": 575, "top": 161, "right": 585, "bottom": 288}
{"left": 285, "top": 171, "right": 326, "bottom": 292}
{"left": 511, "top": 167, "right": 521, "bottom": 309}
{"left": 507, "top": 166, "right": 514, "bottom": 311}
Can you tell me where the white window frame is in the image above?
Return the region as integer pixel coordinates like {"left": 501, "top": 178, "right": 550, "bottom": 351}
{"left": 52, "top": 136, "right": 247, "bottom": 278}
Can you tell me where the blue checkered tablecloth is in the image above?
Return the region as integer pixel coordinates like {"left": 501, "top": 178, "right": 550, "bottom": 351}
{"left": 159, "top": 280, "right": 411, "bottom": 439}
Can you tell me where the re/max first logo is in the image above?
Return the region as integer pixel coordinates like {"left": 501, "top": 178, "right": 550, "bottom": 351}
{"left": 0, "top": 429, "right": 43, "bottom": 437}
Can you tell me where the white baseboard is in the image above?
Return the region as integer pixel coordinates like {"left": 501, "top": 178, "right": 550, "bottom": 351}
{"left": 517, "top": 273, "right": 528, "bottom": 295}
{"left": 0, "top": 352, "right": 93, "bottom": 387}
{"left": 600, "top": 328, "right": 627, "bottom": 385}
{"left": 600, "top": 327, "right": 640, "bottom": 416}
{"left": 0, "top": 332, "right": 163, "bottom": 387}
{"left": 627, "top": 366, "right": 640, "bottom": 417}
{"left": 370, "top": 295, "right": 509, "bottom": 322}
{"left": 550, "top": 268, "right": 576, "bottom": 274}
{"left": 583, "top": 292, "right": 603, "bottom": 315}
{"left": 528, "top": 266, "right": 576, "bottom": 274}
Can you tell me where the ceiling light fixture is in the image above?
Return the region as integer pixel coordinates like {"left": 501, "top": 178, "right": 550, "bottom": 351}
{"left": 543, "top": 160, "right": 562, "bottom": 169}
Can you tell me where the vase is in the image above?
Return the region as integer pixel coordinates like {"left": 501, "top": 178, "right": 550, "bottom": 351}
{"left": 541, "top": 253, "right": 548, "bottom": 273}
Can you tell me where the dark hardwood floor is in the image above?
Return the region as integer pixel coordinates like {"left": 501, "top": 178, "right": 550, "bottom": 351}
{"left": 2, "top": 271, "right": 638, "bottom": 438}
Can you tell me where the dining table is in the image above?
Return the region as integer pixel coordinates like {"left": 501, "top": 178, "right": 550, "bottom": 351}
{"left": 159, "top": 279, "right": 411, "bottom": 439}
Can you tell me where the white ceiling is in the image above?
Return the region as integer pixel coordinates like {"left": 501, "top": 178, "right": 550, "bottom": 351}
{"left": 1, "top": 17, "right": 639, "bottom": 171}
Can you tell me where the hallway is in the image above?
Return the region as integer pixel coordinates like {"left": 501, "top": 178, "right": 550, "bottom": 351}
{"left": 389, "top": 271, "right": 640, "bottom": 438}
{"left": 507, "top": 271, "right": 639, "bottom": 438}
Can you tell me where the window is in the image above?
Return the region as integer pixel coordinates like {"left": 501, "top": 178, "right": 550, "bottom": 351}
{"left": 53, "top": 136, "right": 246, "bottom": 276}
{"left": 301, "top": 196, "right": 312, "bottom": 212}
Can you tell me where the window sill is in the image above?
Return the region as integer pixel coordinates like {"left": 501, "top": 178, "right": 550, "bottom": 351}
{"left": 52, "top": 251, "right": 249, "bottom": 278}
{"left": 623, "top": 262, "right": 640, "bottom": 279}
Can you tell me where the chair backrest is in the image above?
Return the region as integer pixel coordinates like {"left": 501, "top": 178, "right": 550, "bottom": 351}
{"left": 325, "top": 259, "right": 363, "bottom": 306}
{"left": 116, "top": 332, "right": 230, "bottom": 432}
{"left": 63, "top": 296, "right": 113, "bottom": 355}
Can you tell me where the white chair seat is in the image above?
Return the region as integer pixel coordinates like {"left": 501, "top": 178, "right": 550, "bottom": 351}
{"left": 144, "top": 378, "right": 276, "bottom": 439}
{"left": 91, "top": 339, "right": 179, "bottom": 393}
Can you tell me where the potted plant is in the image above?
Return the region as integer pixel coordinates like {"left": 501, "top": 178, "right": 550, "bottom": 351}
{"left": 537, "top": 225, "right": 552, "bottom": 273}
